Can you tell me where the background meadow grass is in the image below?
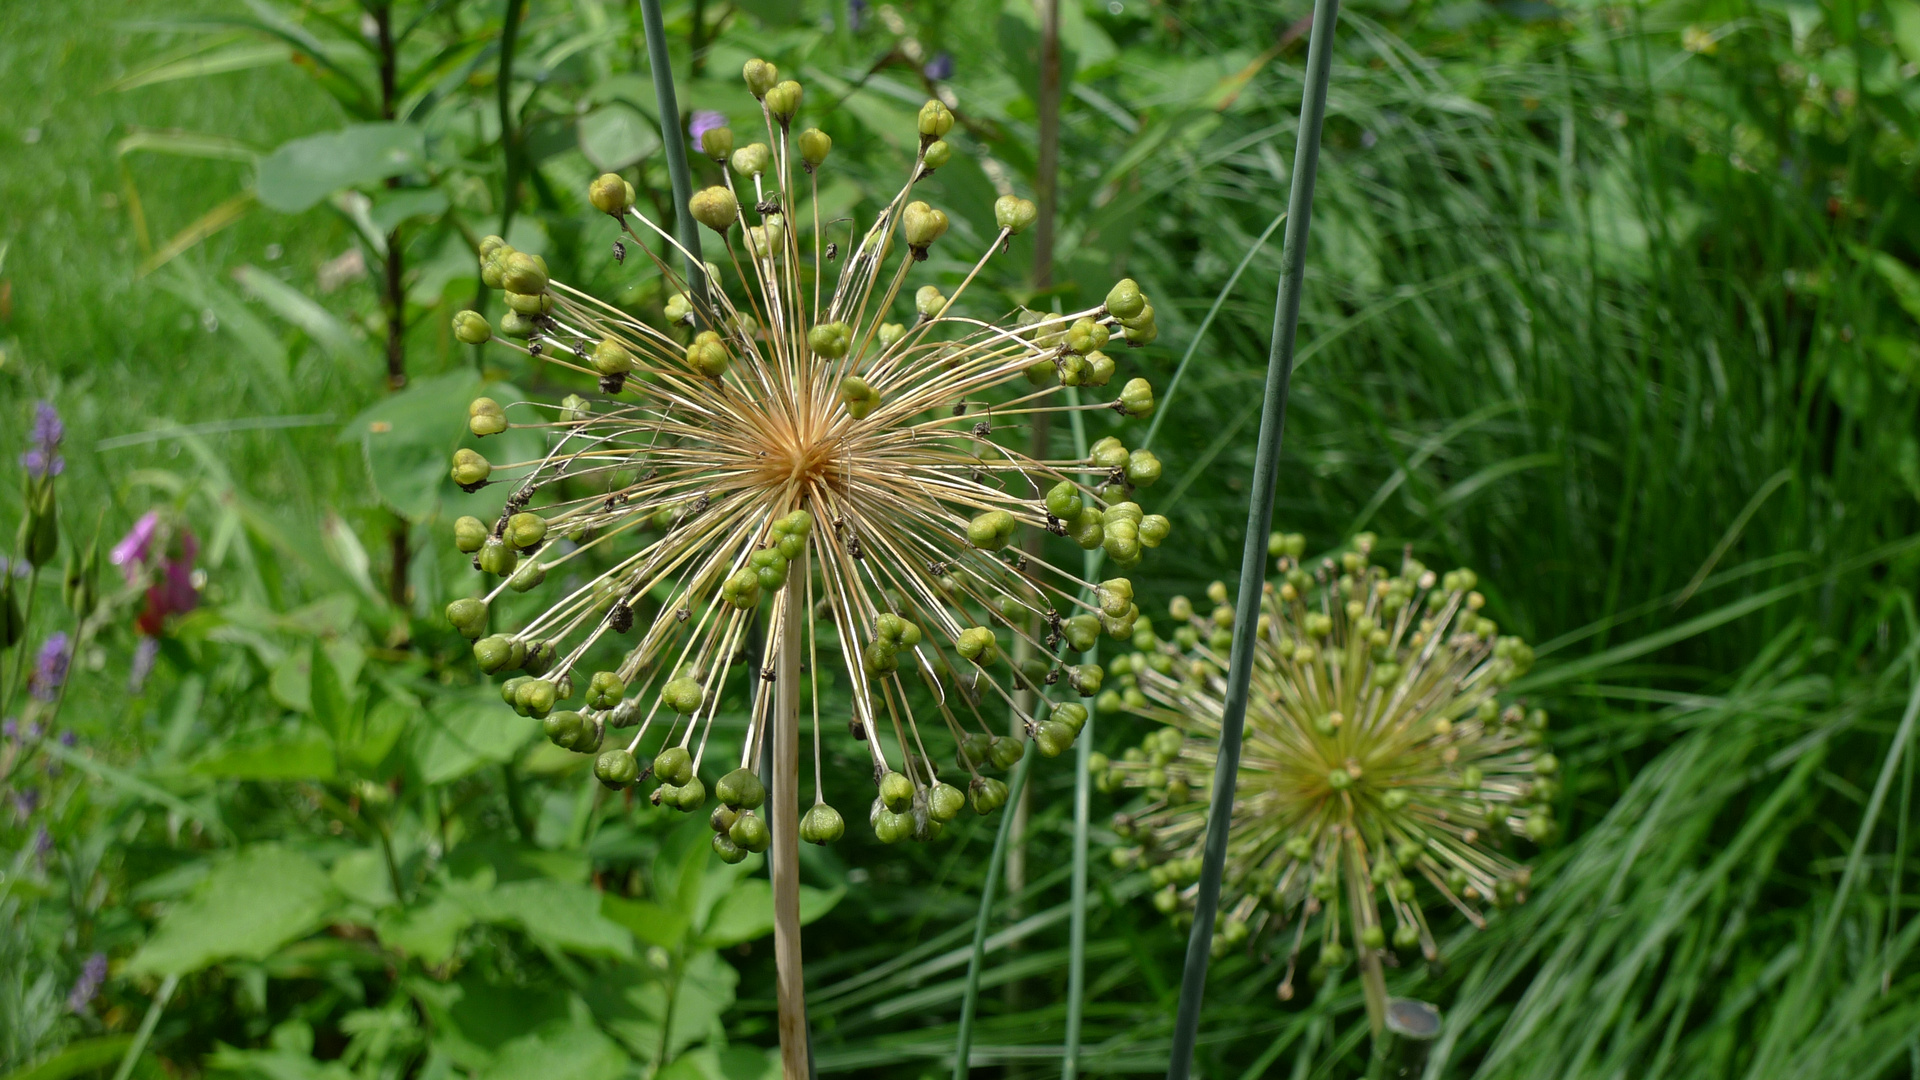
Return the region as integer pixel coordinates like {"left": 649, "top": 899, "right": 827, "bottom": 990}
{"left": 3, "top": 0, "right": 1919, "bottom": 1077}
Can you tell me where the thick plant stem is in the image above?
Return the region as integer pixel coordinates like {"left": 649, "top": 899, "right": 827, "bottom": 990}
{"left": 638, "top": 0, "right": 707, "bottom": 301}
{"left": 771, "top": 582, "right": 809, "bottom": 1080}
{"left": 1164, "top": 0, "right": 1341, "bottom": 1076}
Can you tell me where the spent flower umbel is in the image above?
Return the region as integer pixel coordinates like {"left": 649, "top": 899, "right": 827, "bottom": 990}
{"left": 1098, "top": 534, "right": 1552, "bottom": 1031}
{"left": 447, "top": 59, "right": 1169, "bottom": 854}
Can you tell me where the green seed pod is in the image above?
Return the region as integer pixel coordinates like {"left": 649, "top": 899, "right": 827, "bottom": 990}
{"left": 731, "top": 142, "right": 772, "bottom": 176}
{"left": 1066, "top": 507, "right": 1104, "bottom": 550}
{"left": 1393, "top": 922, "right": 1421, "bottom": 950}
{"left": 1090, "top": 436, "right": 1130, "bottom": 470}
{"left": 661, "top": 677, "right": 704, "bottom": 715}
{"left": 873, "top": 808, "right": 912, "bottom": 844}
{"left": 1106, "top": 278, "right": 1146, "bottom": 320}
{"left": 994, "top": 194, "right": 1038, "bottom": 235}
{"left": 504, "top": 290, "right": 553, "bottom": 315}
{"left": 689, "top": 186, "right": 739, "bottom": 232}
{"left": 957, "top": 732, "right": 993, "bottom": 769}
{"left": 970, "top": 776, "right": 1009, "bottom": 815}
{"left": 797, "top": 127, "right": 832, "bottom": 167}
{"left": 1068, "top": 663, "right": 1105, "bottom": 697}
{"left": 1065, "top": 317, "right": 1109, "bottom": 354}
{"left": 717, "top": 767, "right": 767, "bottom": 810}
{"left": 516, "top": 679, "right": 558, "bottom": 718}
{"left": 502, "top": 252, "right": 549, "bottom": 295}
{"left": 801, "top": 803, "right": 846, "bottom": 844}
{"left": 468, "top": 397, "right": 508, "bottom": 437}
{"left": 808, "top": 321, "right": 852, "bottom": 359}
{"left": 988, "top": 735, "right": 1025, "bottom": 770}
{"left": 1024, "top": 358, "right": 1058, "bottom": 386}
{"left": 557, "top": 394, "right": 592, "bottom": 424}
{"left": 712, "top": 832, "right": 747, "bottom": 863}
{"left": 472, "top": 635, "right": 515, "bottom": 674}
{"left": 1044, "top": 480, "right": 1083, "bottom": 520}
{"left": 1053, "top": 702, "right": 1090, "bottom": 735}
{"left": 654, "top": 745, "right": 694, "bottom": 786}
{"left": 589, "top": 172, "right": 634, "bottom": 215}
{"left": 1125, "top": 450, "right": 1163, "bottom": 487}
{"left": 921, "top": 139, "right": 952, "bottom": 169}
{"left": 1098, "top": 578, "right": 1135, "bottom": 617}
{"left": 1063, "top": 614, "right": 1101, "bottom": 653}
{"left": 478, "top": 234, "right": 508, "bottom": 260}
{"left": 505, "top": 512, "right": 546, "bottom": 550}
{"left": 928, "top": 782, "right": 966, "bottom": 823}
{"left": 902, "top": 201, "right": 949, "bottom": 251}
{"left": 585, "top": 671, "right": 625, "bottom": 710}
{"left": 542, "top": 709, "right": 584, "bottom": 749}
{"left": 480, "top": 247, "right": 511, "bottom": 290}
{"left": 453, "top": 515, "right": 488, "bottom": 553}
{"left": 685, "top": 330, "right": 730, "bottom": 378}
{"left": 450, "top": 448, "right": 491, "bottom": 488}
{"left": 721, "top": 567, "right": 761, "bottom": 609}
{"left": 591, "top": 338, "right": 634, "bottom": 377}
{"left": 1138, "top": 514, "right": 1171, "bottom": 547}
{"left": 918, "top": 99, "right": 955, "bottom": 138}
{"left": 1059, "top": 354, "right": 1091, "bottom": 388}
{"left": 1097, "top": 689, "right": 1124, "bottom": 714}
{"left": 752, "top": 548, "right": 789, "bottom": 591}
{"left": 453, "top": 309, "right": 492, "bottom": 345}
{"left": 595, "top": 748, "right": 641, "bottom": 788}
{"left": 764, "top": 80, "right": 803, "bottom": 121}
{"left": 730, "top": 811, "right": 771, "bottom": 853}
{"left": 498, "top": 310, "right": 535, "bottom": 339}
{"left": 664, "top": 291, "right": 693, "bottom": 324}
{"left": 877, "top": 322, "right": 907, "bottom": 348}
{"left": 966, "top": 509, "right": 1017, "bottom": 550}
{"left": 477, "top": 535, "right": 517, "bottom": 576}
{"left": 837, "top": 374, "right": 880, "bottom": 418}
{"left": 1118, "top": 378, "right": 1155, "bottom": 417}
{"left": 956, "top": 626, "right": 999, "bottom": 664}
{"left": 878, "top": 770, "right": 915, "bottom": 812}
{"left": 1035, "top": 720, "right": 1075, "bottom": 758}
{"left": 744, "top": 58, "right": 779, "bottom": 96}
{"left": 915, "top": 285, "right": 945, "bottom": 317}
{"left": 1081, "top": 351, "right": 1113, "bottom": 386}
{"left": 446, "top": 597, "right": 489, "bottom": 639}
{"left": 700, "top": 125, "right": 735, "bottom": 160}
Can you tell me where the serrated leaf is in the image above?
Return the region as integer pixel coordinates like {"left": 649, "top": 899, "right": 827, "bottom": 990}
{"left": 127, "top": 846, "right": 338, "bottom": 975}
{"left": 255, "top": 123, "right": 425, "bottom": 213}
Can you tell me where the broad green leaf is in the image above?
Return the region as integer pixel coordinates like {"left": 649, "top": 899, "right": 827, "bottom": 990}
{"left": 255, "top": 123, "right": 425, "bottom": 213}
{"left": 655, "top": 1046, "right": 780, "bottom": 1080}
{"left": 477, "top": 1016, "right": 630, "bottom": 1080}
{"left": 586, "top": 950, "right": 737, "bottom": 1063}
{"left": 308, "top": 644, "right": 355, "bottom": 744}
{"left": 698, "top": 880, "right": 843, "bottom": 948}
{"left": 601, "top": 892, "right": 690, "bottom": 950}
{"left": 0, "top": 1035, "right": 136, "bottom": 1080}
{"left": 376, "top": 895, "right": 472, "bottom": 965}
{"left": 577, "top": 104, "right": 661, "bottom": 172}
{"left": 461, "top": 879, "right": 635, "bottom": 959}
{"left": 1894, "top": 0, "right": 1920, "bottom": 64}
{"left": 368, "top": 187, "right": 450, "bottom": 234}
{"left": 188, "top": 724, "right": 336, "bottom": 781}
{"left": 127, "top": 845, "right": 338, "bottom": 975}
{"left": 410, "top": 694, "right": 535, "bottom": 785}
{"left": 329, "top": 848, "right": 395, "bottom": 907}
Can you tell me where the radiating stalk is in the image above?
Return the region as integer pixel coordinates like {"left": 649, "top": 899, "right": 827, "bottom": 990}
{"left": 638, "top": 0, "right": 706, "bottom": 300}
{"left": 1063, "top": 393, "right": 1097, "bottom": 1080}
{"left": 771, "top": 581, "right": 810, "bottom": 1080}
{"left": 952, "top": 747, "right": 1036, "bottom": 1080}
{"left": 1164, "top": 0, "right": 1342, "bottom": 1074}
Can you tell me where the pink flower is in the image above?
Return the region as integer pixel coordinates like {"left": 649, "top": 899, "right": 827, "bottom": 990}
{"left": 110, "top": 512, "right": 161, "bottom": 585}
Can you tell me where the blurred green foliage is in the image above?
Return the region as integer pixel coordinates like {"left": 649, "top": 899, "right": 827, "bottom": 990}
{"left": 3, "top": 0, "right": 1920, "bottom": 1077}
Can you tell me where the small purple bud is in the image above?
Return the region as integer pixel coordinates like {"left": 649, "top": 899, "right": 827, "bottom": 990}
{"left": 111, "top": 512, "right": 162, "bottom": 584}
{"left": 30, "top": 633, "right": 70, "bottom": 702}
{"left": 848, "top": 0, "right": 868, "bottom": 30}
{"left": 11, "top": 788, "right": 37, "bottom": 821}
{"left": 68, "top": 952, "right": 108, "bottom": 1014}
{"left": 924, "top": 52, "right": 954, "bottom": 81}
{"left": 59, "top": 730, "right": 77, "bottom": 747}
{"left": 20, "top": 401, "right": 65, "bottom": 481}
{"left": 689, "top": 110, "right": 728, "bottom": 144}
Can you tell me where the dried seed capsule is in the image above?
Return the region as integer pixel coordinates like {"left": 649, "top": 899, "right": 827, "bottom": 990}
{"left": 994, "top": 195, "right": 1038, "bottom": 235}
{"left": 453, "top": 310, "right": 492, "bottom": 345}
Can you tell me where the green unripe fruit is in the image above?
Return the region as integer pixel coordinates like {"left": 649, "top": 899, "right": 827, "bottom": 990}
{"left": 878, "top": 322, "right": 907, "bottom": 348}
{"left": 1106, "top": 278, "right": 1146, "bottom": 320}
{"left": 1035, "top": 720, "right": 1076, "bottom": 758}
{"left": 1534, "top": 752, "right": 1560, "bottom": 776}
{"left": 730, "top": 811, "right": 771, "bottom": 852}
{"left": 970, "top": 776, "right": 1009, "bottom": 815}
{"left": 1065, "top": 318, "right": 1109, "bottom": 355}
{"left": 1024, "top": 358, "right": 1058, "bottom": 386}
{"left": 684, "top": 330, "right": 730, "bottom": 378}
{"left": 1063, "top": 614, "right": 1101, "bottom": 652}
{"left": 1068, "top": 508, "right": 1104, "bottom": 550}
{"left": 451, "top": 448, "right": 491, "bottom": 488}
{"left": 1068, "top": 663, "right": 1104, "bottom": 696}
{"left": 586, "top": 671, "right": 625, "bottom": 710}
{"left": 915, "top": 284, "right": 945, "bottom": 317}
{"left": 1525, "top": 810, "right": 1556, "bottom": 843}
{"left": 956, "top": 627, "right": 999, "bottom": 664}
{"left": 1118, "top": 378, "right": 1156, "bottom": 417}
{"left": 1327, "top": 767, "right": 1353, "bottom": 790}
{"left": 514, "top": 678, "right": 557, "bottom": 718}
{"left": 654, "top": 745, "right": 694, "bottom": 785}
{"left": 1125, "top": 450, "right": 1163, "bottom": 487}
{"left": 542, "top": 710, "right": 584, "bottom": 750}
{"left": 1360, "top": 925, "right": 1386, "bottom": 950}
{"left": 921, "top": 139, "right": 951, "bottom": 169}
{"left": 454, "top": 516, "right": 488, "bottom": 553}
{"left": 480, "top": 249, "right": 510, "bottom": 290}
{"left": 700, "top": 125, "right": 734, "bottom": 160}
{"left": 502, "top": 252, "right": 549, "bottom": 295}
{"left": 1124, "top": 320, "right": 1158, "bottom": 347}
{"left": 1394, "top": 923, "right": 1421, "bottom": 950}
{"left": 918, "top": 99, "right": 955, "bottom": 137}
{"left": 1138, "top": 514, "right": 1171, "bottom": 547}
{"left": 664, "top": 291, "right": 693, "bottom": 323}
{"left": 721, "top": 567, "right": 761, "bottom": 609}
{"left": 589, "top": 172, "right": 634, "bottom": 215}
{"left": 928, "top": 783, "right": 966, "bottom": 823}
{"left": 801, "top": 803, "right": 845, "bottom": 843}
{"left": 752, "top": 549, "right": 789, "bottom": 591}
{"left": 1096, "top": 689, "right": 1123, "bottom": 714}
{"left": 1098, "top": 577, "right": 1135, "bottom": 617}
{"left": 592, "top": 338, "right": 634, "bottom": 377}
{"left": 873, "top": 809, "right": 912, "bottom": 844}
{"left": 506, "top": 512, "right": 547, "bottom": 550}
{"left": 1053, "top": 702, "right": 1089, "bottom": 735}
{"left": 473, "top": 635, "right": 515, "bottom": 674}
{"left": 468, "top": 397, "right": 508, "bottom": 437}
{"left": 1090, "top": 436, "right": 1130, "bottom": 470}
{"left": 779, "top": 509, "right": 813, "bottom": 536}
{"left": 797, "top": 128, "right": 832, "bottom": 166}
{"left": 712, "top": 833, "right": 747, "bottom": 863}
{"left": 662, "top": 677, "right": 704, "bottom": 715}
{"left": 446, "top": 597, "right": 489, "bottom": 639}
{"left": 731, "top": 141, "right": 771, "bottom": 176}
{"left": 718, "top": 767, "right": 767, "bottom": 810}
{"left": 477, "top": 536, "right": 517, "bottom": 577}
{"left": 478, "top": 234, "right": 508, "bottom": 260}
{"left": 902, "top": 201, "right": 949, "bottom": 250}
{"left": 504, "top": 290, "right": 552, "bottom": 315}
{"left": 957, "top": 732, "right": 993, "bottom": 769}
{"left": 764, "top": 80, "right": 803, "bottom": 121}
{"left": 966, "top": 509, "right": 1017, "bottom": 550}
{"left": 595, "top": 748, "right": 641, "bottom": 788}
{"left": 498, "top": 310, "right": 534, "bottom": 338}
{"left": 507, "top": 560, "right": 546, "bottom": 595}
{"left": 994, "top": 194, "right": 1038, "bottom": 235}
{"left": 689, "top": 186, "right": 739, "bottom": 232}
{"left": 453, "top": 310, "right": 492, "bottom": 345}
{"left": 1044, "top": 480, "right": 1083, "bottom": 520}
{"left": 664, "top": 775, "right": 707, "bottom": 811}
{"left": 988, "top": 735, "right": 1025, "bottom": 770}
{"left": 808, "top": 321, "right": 852, "bottom": 359}
{"left": 744, "top": 58, "right": 779, "bottom": 97}
{"left": 878, "top": 770, "right": 915, "bottom": 812}
{"left": 1103, "top": 530, "right": 1140, "bottom": 565}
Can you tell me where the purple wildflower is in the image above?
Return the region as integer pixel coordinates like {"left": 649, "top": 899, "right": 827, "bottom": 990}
{"left": 111, "top": 512, "right": 162, "bottom": 585}
{"left": 29, "top": 633, "right": 70, "bottom": 701}
{"left": 32, "top": 826, "right": 53, "bottom": 859}
{"left": 689, "top": 110, "right": 728, "bottom": 145}
{"left": 20, "top": 402, "right": 64, "bottom": 480}
{"left": 2, "top": 719, "right": 15, "bottom": 741}
{"left": 59, "top": 730, "right": 76, "bottom": 747}
{"left": 848, "top": 0, "right": 868, "bottom": 30}
{"left": 67, "top": 953, "right": 108, "bottom": 1014}
{"left": 0, "top": 557, "right": 29, "bottom": 579}
{"left": 129, "top": 637, "right": 159, "bottom": 693}
{"left": 11, "top": 788, "right": 36, "bottom": 822}
{"left": 924, "top": 52, "right": 954, "bottom": 81}
{"left": 25, "top": 720, "right": 43, "bottom": 740}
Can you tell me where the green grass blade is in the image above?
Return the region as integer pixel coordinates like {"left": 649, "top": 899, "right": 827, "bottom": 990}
{"left": 953, "top": 747, "right": 1036, "bottom": 1079}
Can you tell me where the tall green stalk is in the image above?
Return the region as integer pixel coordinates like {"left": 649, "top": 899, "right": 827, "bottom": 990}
{"left": 1063, "top": 393, "right": 1098, "bottom": 1080}
{"left": 1164, "top": 0, "right": 1342, "bottom": 1075}
{"left": 951, "top": 747, "right": 1036, "bottom": 1080}
{"left": 637, "top": 0, "right": 705, "bottom": 300}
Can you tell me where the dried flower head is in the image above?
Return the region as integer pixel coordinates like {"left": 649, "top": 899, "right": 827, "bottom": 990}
{"left": 446, "top": 59, "right": 1169, "bottom": 856}
{"left": 1096, "top": 533, "right": 1552, "bottom": 1026}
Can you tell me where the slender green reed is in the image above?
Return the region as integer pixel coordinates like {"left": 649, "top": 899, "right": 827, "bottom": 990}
{"left": 637, "top": 0, "right": 704, "bottom": 299}
{"left": 952, "top": 748, "right": 1036, "bottom": 1080}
